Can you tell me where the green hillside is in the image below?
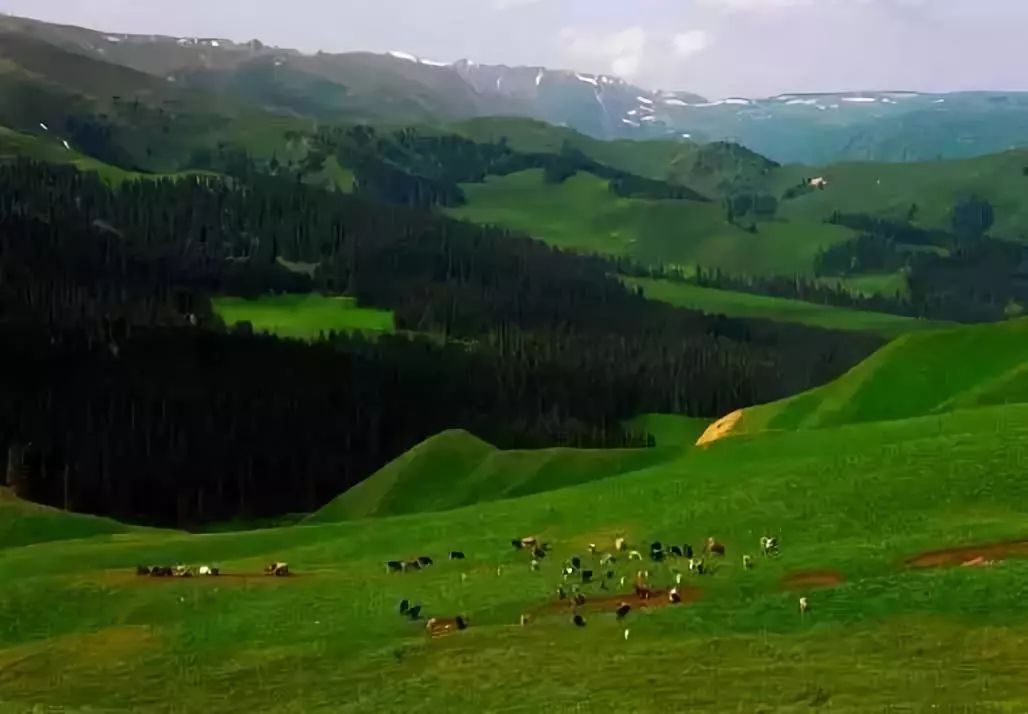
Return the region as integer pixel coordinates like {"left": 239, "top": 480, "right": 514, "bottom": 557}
{"left": 0, "top": 487, "right": 136, "bottom": 548}
{"left": 212, "top": 294, "right": 395, "bottom": 339}
{"left": 627, "top": 276, "right": 945, "bottom": 336}
{"left": 6, "top": 396, "right": 1028, "bottom": 710}
{"left": 624, "top": 413, "right": 712, "bottom": 448}
{"left": 772, "top": 149, "right": 1028, "bottom": 239}
{"left": 723, "top": 317, "right": 1028, "bottom": 440}
{"left": 449, "top": 169, "right": 855, "bottom": 274}
{"left": 307, "top": 429, "right": 672, "bottom": 522}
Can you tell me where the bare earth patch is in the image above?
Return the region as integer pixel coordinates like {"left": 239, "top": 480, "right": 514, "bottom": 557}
{"left": 905, "top": 540, "right": 1028, "bottom": 569}
{"left": 781, "top": 569, "right": 846, "bottom": 590}
{"left": 695, "top": 409, "right": 744, "bottom": 447}
{"left": 534, "top": 585, "right": 701, "bottom": 617}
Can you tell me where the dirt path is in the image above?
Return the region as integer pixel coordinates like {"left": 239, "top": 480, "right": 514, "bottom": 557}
{"left": 905, "top": 539, "right": 1028, "bottom": 569}
{"left": 534, "top": 585, "right": 701, "bottom": 617}
{"left": 780, "top": 569, "right": 845, "bottom": 590}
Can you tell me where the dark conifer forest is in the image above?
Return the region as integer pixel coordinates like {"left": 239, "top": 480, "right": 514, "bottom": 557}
{"left": 0, "top": 160, "right": 880, "bottom": 526}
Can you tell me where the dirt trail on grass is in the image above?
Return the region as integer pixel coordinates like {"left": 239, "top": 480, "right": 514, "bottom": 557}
{"left": 780, "top": 569, "right": 845, "bottom": 590}
{"left": 695, "top": 409, "right": 744, "bottom": 447}
{"left": 905, "top": 540, "right": 1028, "bottom": 569}
{"left": 534, "top": 585, "right": 701, "bottom": 617}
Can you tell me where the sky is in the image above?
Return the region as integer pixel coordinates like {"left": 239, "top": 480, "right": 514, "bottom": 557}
{"left": 2, "top": 0, "right": 1025, "bottom": 98}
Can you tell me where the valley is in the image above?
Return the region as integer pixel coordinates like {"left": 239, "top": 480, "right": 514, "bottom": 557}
{"left": 1, "top": 8, "right": 1028, "bottom": 713}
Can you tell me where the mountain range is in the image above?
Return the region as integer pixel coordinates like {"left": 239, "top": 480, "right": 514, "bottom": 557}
{"left": 4, "top": 12, "right": 1028, "bottom": 164}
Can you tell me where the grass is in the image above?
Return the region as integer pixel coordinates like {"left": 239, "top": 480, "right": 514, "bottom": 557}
{"left": 307, "top": 429, "right": 675, "bottom": 522}
{"left": 626, "top": 276, "right": 945, "bottom": 337}
{"left": 623, "top": 413, "right": 712, "bottom": 448}
{"left": 772, "top": 149, "right": 1028, "bottom": 241}
{"left": 0, "top": 487, "right": 138, "bottom": 549}
{"left": 731, "top": 317, "right": 1028, "bottom": 438}
{"left": 7, "top": 395, "right": 1028, "bottom": 710}
{"left": 212, "top": 293, "right": 394, "bottom": 340}
{"left": 449, "top": 169, "right": 856, "bottom": 275}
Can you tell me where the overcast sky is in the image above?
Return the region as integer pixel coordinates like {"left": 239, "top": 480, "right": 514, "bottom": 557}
{"left": 2, "top": 0, "right": 1025, "bottom": 98}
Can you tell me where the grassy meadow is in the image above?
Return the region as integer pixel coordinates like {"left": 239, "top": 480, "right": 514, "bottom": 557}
{"left": 449, "top": 169, "right": 856, "bottom": 275}
{"left": 212, "top": 293, "right": 395, "bottom": 340}
{"left": 6, "top": 396, "right": 1028, "bottom": 710}
{"left": 626, "top": 276, "right": 945, "bottom": 336}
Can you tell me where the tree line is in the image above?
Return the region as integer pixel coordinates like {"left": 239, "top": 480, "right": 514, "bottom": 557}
{"left": 0, "top": 160, "right": 880, "bottom": 526}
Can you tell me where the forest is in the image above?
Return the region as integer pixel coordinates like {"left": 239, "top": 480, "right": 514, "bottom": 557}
{"left": 0, "top": 160, "right": 881, "bottom": 526}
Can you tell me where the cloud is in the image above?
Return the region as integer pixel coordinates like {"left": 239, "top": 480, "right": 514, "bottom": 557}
{"left": 672, "top": 30, "right": 711, "bottom": 57}
{"left": 697, "top": 0, "right": 814, "bottom": 10}
{"left": 558, "top": 26, "right": 647, "bottom": 78}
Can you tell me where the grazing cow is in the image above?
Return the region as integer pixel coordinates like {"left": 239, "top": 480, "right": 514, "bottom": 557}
{"left": 573, "top": 593, "right": 587, "bottom": 607}
{"left": 449, "top": 551, "right": 466, "bottom": 560}
{"left": 532, "top": 547, "right": 547, "bottom": 559}
{"left": 136, "top": 565, "right": 151, "bottom": 576}
{"left": 760, "top": 536, "right": 779, "bottom": 556}
{"left": 173, "top": 565, "right": 189, "bottom": 578}
{"left": 399, "top": 599, "right": 410, "bottom": 615}
{"left": 616, "top": 603, "right": 632, "bottom": 620}
{"left": 570, "top": 556, "right": 582, "bottom": 570}
{"left": 689, "top": 558, "right": 706, "bottom": 575}
{"left": 634, "top": 571, "right": 654, "bottom": 600}
{"left": 684, "top": 544, "right": 694, "bottom": 559}
{"left": 520, "top": 537, "right": 538, "bottom": 549}
{"left": 512, "top": 539, "right": 524, "bottom": 550}
{"left": 628, "top": 550, "right": 643, "bottom": 561}
{"left": 150, "top": 566, "right": 172, "bottom": 577}
{"left": 669, "top": 546, "right": 683, "bottom": 557}
{"left": 403, "top": 560, "right": 422, "bottom": 572}
{"left": 198, "top": 566, "right": 213, "bottom": 577}
{"left": 706, "top": 538, "right": 726, "bottom": 557}
{"left": 386, "top": 560, "right": 404, "bottom": 573}
{"left": 650, "top": 542, "right": 663, "bottom": 554}
{"left": 407, "top": 605, "right": 423, "bottom": 620}
{"left": 426, "top": 616, "right": 468, "bottom": 636}
{"left": 799, "top": 597, "right": 809, "bottom": 615}
{"left": 650, "top": 550, "right": 664, "bottom": 563}
{"left": 573, "top": 614, "right": 587, "bottom": 628}
{"left": 742, "top": 555, "right": 753, "bottom": 570}
{"left": 417, "top": 556, "right": 434, "bottom": 567}
{"left": 581, "top": 570, "right": 594, "bottom": 584}
{"left": 266, "top": 562, "right": 290, "bottom": 577}
{"left": 669, "top": 587, "right": 682, "bottom": 604}
{"left": 615, "top": 537, "right": 626, "bottom": 552}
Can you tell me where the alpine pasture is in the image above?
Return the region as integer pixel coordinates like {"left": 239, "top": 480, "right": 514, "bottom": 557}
{"left": 5, "top": 320, "right": 1028, "bottom": 711}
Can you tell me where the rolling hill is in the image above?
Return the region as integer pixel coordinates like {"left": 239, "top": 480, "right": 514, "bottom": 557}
{"left": 306, "top": 429, "right": 673, "bottom": 522}
{"left": 6, "top": 374, "right": 1028, "bottom": 709}
{"left": 703, "top": 317, "right": 1028, "bottom": 443}
{"left": 0, "top": 487, "right": 137, "bottom": 549}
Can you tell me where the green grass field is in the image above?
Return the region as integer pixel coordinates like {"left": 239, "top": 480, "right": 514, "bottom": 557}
{"left": 308, "top": 430, "right": 675, "bottom": 522}
{"left": 449, "top": 170, "right": 856, "bottom": 275}
{"left": 6, "top": 389, "right": 1028, "bottom": 710}
{"left": 728, "top": 317, "right": 1028, "bottom": 439}
{"left": 212, "top": 293, "right": 395, "bottom": 339}
{"left": 626, "top": 276, "right": 944, "bottom": 336}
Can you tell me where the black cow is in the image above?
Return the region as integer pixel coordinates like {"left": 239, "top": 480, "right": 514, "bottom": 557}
{"left": 669, "top": 545, "right": 684, "bottom": 557}
{"left": 418, "top": 556, "right": 434, "bottom": 567}
{"left": 570, "top": 556, "right": 582, "bottom": 570}
{"left": 616, "top": 603, "right": 632, "bottom": 620}
{"left": 573, "top": 614, "right": 587, "bottom": 627}
{"left": 512, "top": 539, "right": 525, "bottom": 550}
{"left": 136, "top": 565, "right": 151, "bottom": 576}
{"left": 407, "top": 605, "right": 422, "bottom": 620}
{"left": 399, "top": 599, "right": 410, "bottom": 615}
{"left": 385, "top": 560, "right": 404, "bottom": 573}
{"left": 581, "top": 570, "right": 594, "bottom": 584}
{"left": 455, "top": 616, "right": 468, "bottom": 631}
{"left": 532, "top": 547, "right": 547, "bottom": 559}
{"left": 684, "top": 544, "right": 694, "bottom": 559}
{"left": 448, "top": 551, "right": 466, "bottom": 560}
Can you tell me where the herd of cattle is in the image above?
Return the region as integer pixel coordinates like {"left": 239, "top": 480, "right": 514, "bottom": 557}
{"left": 135, "top": 561, "right": 291, "bottom": 578}
{"left": 385, "top": 533, "right": 786, "bottom": 636}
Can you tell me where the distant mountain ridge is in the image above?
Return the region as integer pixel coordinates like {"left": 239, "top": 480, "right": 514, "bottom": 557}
{"left": 3, "top": 13, "right": 1028, "bottom": 164}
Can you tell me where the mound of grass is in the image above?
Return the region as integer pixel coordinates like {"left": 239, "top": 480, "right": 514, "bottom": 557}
{"left": 212, "top": 293, "right": 394, "bottom": 339}
{"left": 626, "top": 276, "right": 944, "bottom": 337}
{"left": 0, "top": 487, "right": 135, "bottom": 548}
{"left": 7, "top": 398, "right": 1028, "bottom": 710}
{"left": 624, "top": 413, "right": 712, "bottom": 448}
{"left": 731, "top": 317, "right": 1028, "bottom": 437}
{"left": 449, "top": 169, "right": 855, "bottom": 275}
{"left": 308, "top": 429, "right": 672, "bottom": 522}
